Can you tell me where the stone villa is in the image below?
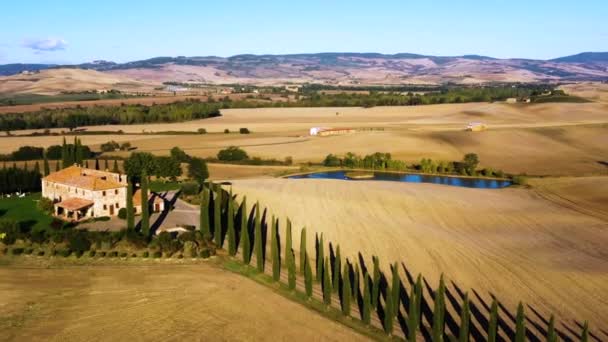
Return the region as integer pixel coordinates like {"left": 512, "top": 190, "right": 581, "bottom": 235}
{"left": 42, "top": 165, "right": 164, "bottom": 221}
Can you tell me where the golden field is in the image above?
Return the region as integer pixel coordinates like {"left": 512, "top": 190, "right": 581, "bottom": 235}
{"left": 229, "top": 176, "right": 608, "bottom": 330}
{"left": 0, "top": 259, "right": 368, "bottom": 341}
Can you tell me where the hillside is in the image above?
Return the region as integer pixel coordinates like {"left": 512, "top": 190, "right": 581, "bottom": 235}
{"left": 1, "top": 52, "right": 607, "bottom": 90}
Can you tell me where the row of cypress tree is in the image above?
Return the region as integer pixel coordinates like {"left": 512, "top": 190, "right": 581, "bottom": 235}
{"left": 198, "top": 183, "right": 592, "bottom": 341}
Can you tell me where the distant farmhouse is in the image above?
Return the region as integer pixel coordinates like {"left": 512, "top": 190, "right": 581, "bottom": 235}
{"left": 309, "top": 127, "right": 356, "bottom": 136}
{"left": 42, "top": 165, "right": 164, "bottom": 221}
{"left": 466, "top": 122, "right": 487, "bottom": 132}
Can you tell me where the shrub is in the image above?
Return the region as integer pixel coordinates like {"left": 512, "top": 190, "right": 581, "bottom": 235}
{"left": 177, "top": 254, "right": 184, "bottom": 259}
{"left": 153, "top": 251, "right": 162, "bottom": 258}
{"left": 117, "top": 208, "right": 127, "bottom": 220}
{"left": 284, "top": 156, "right": 293, "bottom": 165}
{"left": 217, "top": 146, "right": 248, "bottom": 161}
{"left": 51, "top": 249, "right": 59, "bottom": 256}
{"left": 180, "top": 182, "right": 200, "bottom": 196}
{"left": 323, "top": 154, "right": 341, "bottom": 167}
{"left": 101, "top": 140, "right": 120, "bottom": 152}
{"left": 75, "top": 251, "right": 84, "bottom": 258}
{"left": 224, "top": 129, "right": 230, "bottom": 134}
{"left": 239, "top": 127, "right": 250, "bottom": 134}
{"left": 59, "top": 249, "right": 72, "bottom": 257}
{"left": 68, "top": 231, "right": 91, "bottom": 253}
{"left": 199, "top": 249, "right": 210, "bottom": 258}
{"left": 512, "top": 175, "right": 528, "bottom": 186}
{"left": 98, "top": 251, "right": 107, "bottom": 257}
{"left": 120, "top": 252, "right": 128, "bottom": 258}
{"left": 24, "top": 248, "right": 34, "bottom": 255}
{"left": 142, "top": 251, "right": 149, "bottom": 258}
{"left": 0, "top": 219, "right": 19, "bottom": 245}
{"left": 131, "top": 253, "right": 137, "bottom": 258}
{"left": 88, "top": 250, "right": 96, "bottom": 257}
{"left": 197, "top": 128, "right": 207, "bottom": 134}
{"left": 37, "top": 197, "right": 55, "bottom": 213}
{"left": 37, "top": 250, "right": 45, "bottom": 256}
{"left": 11, "top": 247, "right": 24, "bottom": 255}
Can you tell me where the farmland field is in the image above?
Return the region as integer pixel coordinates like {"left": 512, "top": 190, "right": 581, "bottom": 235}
{"left": 0, "top": 258, "right": 369, "bottom": 341}
{"left": 229, "top": 176, "right": 608, "bottom": 330}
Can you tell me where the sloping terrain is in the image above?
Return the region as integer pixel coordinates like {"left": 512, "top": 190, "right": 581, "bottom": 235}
{"left": 0, "top": 260, "right": 368, "bottom": 341}
{"left": 229, "top": 177, "right": 608, "bottom": 330}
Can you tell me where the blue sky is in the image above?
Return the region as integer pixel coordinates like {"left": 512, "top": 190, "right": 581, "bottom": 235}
{"left": 0, "top": 0, "right": 606, "bottom": 64}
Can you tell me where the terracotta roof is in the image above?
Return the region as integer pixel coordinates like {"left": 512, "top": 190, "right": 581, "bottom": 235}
{"left": 44, "top": 165, "right": 125, "bottom": 191}
{"left": 133, "top": 189, "right": 164, "bottom": 206}
{"left": 55, "top": 197, "right": 94, "bottom": 211}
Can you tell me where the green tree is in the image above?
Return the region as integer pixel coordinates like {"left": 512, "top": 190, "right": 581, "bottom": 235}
{"left": 188, "top": 157, "right": 209, "bottom": 185}
{"left": 112, "top": 159, "right": 120, "bottom": 173}
{"left": 581, "top": 321, "right": 588, "bottom": 342}
{"left": 391, "top": 262, "right": 400, "bottom": 320}
{"left": 546, "top": 315, "right": 556, "bottom": 342}
{"left": 333, "top": 245, "right": 341, "bottom": 293}
{"left": 240, "top": 197, "right": 250, "bottom": 264}
{"left": 341, "top": 263, "right": 351, "bottom": 316}
{"left": 515, "top": 302, "right": 526, "bottom": 342}
{"left": 217, "top": 146, "right": 249, "bottom": 161}
{"left": 95, "top": 158, "right": 100, "bottom": 170}
{"left": 254, "top": 202, "right": 264, "bottom": 272}
{"left": 384, "top": 283, "right": 394, "bottom": 335}
{"left": 304, "top": 252, "right": 313, "bottom": 298}
{"left": 300, "top": 227, "right": 306, "bottom": 274}
{"left": 214, "top": 185, "right": 222, "bottom": 247}
{"left": 33, "top": 161, "right": 40, "bottom": 175}
{"left": 170, "top": 146, "right": 190, "bottom": 162}
{"left": 285, "top": 219, "right": 293, "bottom": 270}
{"left": 74, "top": 137, "right": 83, "bottom": 165}
{"left": 488, "top": 299, "right": 498, "bottom": 342}
{"left": 43, "top": 152, "right": 50, "bottom": 176}
{"left": 140, "top": 170, "right": 150, "bottom": 236}
{"left": 124, "top": 152, "right": 157, "bottom": 182}
{"left": 362, "top": 272, "right": 371, "bottom": 324}
{"left": 353, "top": 264, "right": 360, "bottom": 306}
{"left": 271, "top": 216, "right": 280, "bottom": 281}
{"left": 227, "top": 189, "right": 236, "bottom": 255}
{"left": 126, "top": 180, "right": 134, "bottom": 230}
{"left": 459, "top": 293, "right": 470, "bottom": 342}
{"left": 372, "top": 256, "right": 380, "bottom": 309}
{"left": 323, "top": 257, "right": 332, "bottom": 306}
{"left": 316, "top": 233, "right": 324, "bottom": 282}
{"left": 432, "top": 275, "right": 446, "bottom": 342}
{"left": 200, "top": 187, "right": 211, "bottom": 240}
{"left": 288, "top": 249, "right": 296, "bottom": 290}
{"left": 408, "top": 275, "right": 423, "bottom": 342}
{"left": 462, "top": 153, "right": 479, "bottom": 175}
{"left": 55, "top": 160, "right": 61, "bottom": 171}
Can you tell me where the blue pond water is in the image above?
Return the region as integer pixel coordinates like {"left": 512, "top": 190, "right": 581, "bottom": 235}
{"left": 288, "top": 170, "right": 511, "bottom": 189}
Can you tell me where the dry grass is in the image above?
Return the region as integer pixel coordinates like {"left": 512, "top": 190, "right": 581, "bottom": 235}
{"left": 0, "top": 259, "right": 369, "bottom": 341}
{"left": 560, "top": 82, "right": 608, "bottom": 103}
{"left": 229, "top": 177, "right": 608, "bottom": 329}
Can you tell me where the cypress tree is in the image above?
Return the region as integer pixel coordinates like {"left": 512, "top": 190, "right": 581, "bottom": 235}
{"left": 75, "top": 138, "right": 83, "bottom": 165}
{"left": 581, "top": 321, "right": 588, "bottom": 342}
{"left": 546, "top": 315, "right": 556, "bottom": 342}
{"left": 353, "top": 263, "right": 360, "bottom": 305}
{"left": 140, "top": 170, "right": 150, "bottom": 236}
{"left": 299, "top": 227, "right": 306, "bottom": 274}
{"left": 24, "top": 161, "right": 28, "bottom": 171}
{"left": 214, "top": 185, "right": 222, "bottom": 247}
{"left": 254, "top": 202, "right": 263, "bottom": 272}
{"left": 341, "top": 263, "right": 351, "bottom": 316}
{"left": 362, "top": 272, "right": 371, "bottom": 324}
{"left": 459, "top": 292, "right": 470, "bottom": 342}
{"left": 304, "top": 252, "right": 313, "bottom": 298}
{"left": 55, "top": 160, "right": 61, "bottom": 171}
{"left": 126, "top": 180, "right": 134, "bottom": 230}
{"left": 316, "top": 233, "right": 324, "bottom": 282}
{"left": 43, "top": 152, "right": 50, "bottom": 176}
{"left": 515, "top": 302, "right": 526, "bottom": 342}
{"left": 333, "top": 245, "right": 341, "bottom": 293}
{"left": 391, "top": 262, "right": 400, "bottom": 320}
{"left": 95, "top": 158, "right": 100, "bottom": 170}
{"left": 285, "top": 219, "right": 292, "bottom": 267}
{"left": 200, "top": 187, "right": 210, "bottom": 240}
{"left": 384, "top": 283, "right": 394, "bottom": 335}
{"left": 323, "top": 257, "right": 332, "bottom": 306}
{"left": 103, "top": 158, "right": 108, "bottom": 170}
{"left": 33, "top": 161, "right": 40, "bottom": 175}
{"left": 288, "top": 249, "right": 296, "bottom": 290}
{"left": 240, "top": 197, "right": 251, "bottom": 264}
{"left": 408, "top": 275, "right": 423, "bottom": 342}
{"left": 112, "top": 159, "right": 119, "bottom": 173}
{"left": 372, "top": 256, "right": 380, "bottom": 309}
{"left": 271, "top": 216, "right": 280, "bottom": 281}
{"left": 84, "top": 160, "right": 89, "bottom": 168}
{"left": 227, "top": 189, "right": 236, "bottom": 255}
{"left": 61, "top": 137, "right": 68, "bottom": 168}
{"left": 432, "top": 274, "right": 446, "bottom": 342}
{"left": 488, "top": 299, "right": 498, "bottom": 342}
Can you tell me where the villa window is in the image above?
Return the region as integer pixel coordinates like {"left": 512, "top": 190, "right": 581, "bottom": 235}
{"left": 102, "top": 191, "right": 106, "bottom": 196}
{"left": 115, "top": 189, "right": 118, "bottom": 195}
{"left": 103, "top": 204, "right": 107, "bottom": 210}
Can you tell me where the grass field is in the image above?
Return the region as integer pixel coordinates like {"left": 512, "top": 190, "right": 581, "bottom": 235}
{"left": 0, "top": 194, "right": 53, "bottom": 231}
{"left": 0, "top": 258, "right": 369, "bottom": 341}
{"left": 229, "top": 176, "right": 608, "bottom": 330}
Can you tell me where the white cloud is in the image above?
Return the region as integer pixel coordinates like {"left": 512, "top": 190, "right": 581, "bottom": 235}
{"left": 22, "top": 38, "right": 68, "bottom": 52}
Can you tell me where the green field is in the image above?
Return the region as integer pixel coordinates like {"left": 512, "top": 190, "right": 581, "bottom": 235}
{"left": 0, "top": 193, "right": 54, "bottom": 230}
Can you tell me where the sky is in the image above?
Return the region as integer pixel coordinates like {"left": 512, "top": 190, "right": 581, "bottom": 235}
{"left": 0, "top": 0, "right": 606, "bottom": 64}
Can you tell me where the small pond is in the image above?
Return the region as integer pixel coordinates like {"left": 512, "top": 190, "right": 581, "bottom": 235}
{"left": 288, "top": 170, "right": 511, "bottom": 189}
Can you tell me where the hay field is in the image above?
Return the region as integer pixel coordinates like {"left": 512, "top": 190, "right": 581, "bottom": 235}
{"left": 0, "top": 260, "right": 368, "bottom": 341}
{"left": 229, "top": 177, "right": 608, "bottom": 329}
{"left": 560, "top": 82, "right": 608, "bottom": 103}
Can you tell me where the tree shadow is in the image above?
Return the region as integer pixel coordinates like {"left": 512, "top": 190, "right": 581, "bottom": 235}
{"left": 0, "top": 209, "right": 7, "bottom": 217}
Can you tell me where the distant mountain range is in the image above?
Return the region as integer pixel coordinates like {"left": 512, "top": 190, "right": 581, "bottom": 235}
{"left": 1, "top": 52, "right": 607, "bottom": 86}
